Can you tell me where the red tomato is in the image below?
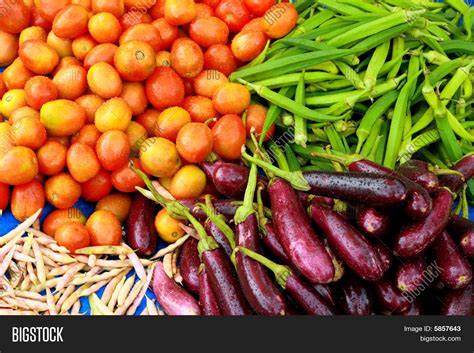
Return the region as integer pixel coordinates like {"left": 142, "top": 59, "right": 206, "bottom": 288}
{"left": 170, "top": 38, "right": 204, "bottom": 79}
{"left": 165, "top": 0, "right": 196, "bottom": 26}
{"left": 231, "top": 30, "right": 267, "bottom": 62}
{"left": 96, "top": 130, "right": 131, "bottom": 171}
{"left": 81, "top": 169, "right": 113, "bottom": 202}
{"left": 189, "top": 17, "right": 229, "bottom": 48}
{"left": 244, "top": 0, "right": 276, "bottom": 16}
{"left": 0, "top": 183, "right": 9, "bottom": 211}
{"left": 215, "top": 0, "right": 251, "bottom": 33}
{"left": 203, "top": 44, "right": 237, "bottom": 77}
{"left": 11, "top": 179, "right": 45, "bottom": 222}
{"left": 151, "top": 18, "right": 179, "bottom": 50}
{"left": 246, "top": 104, "right": 274, "bottom": 141}
{"left": 212, "top": 114, "right": 246, "bottom": 160}
{"left": 55, "top": 223, "right": 91, "bottom": 253}
{"left": 176, "top": 123, "right": 213, "bottom": 163}
{"left": 146, "top": 66, "right": 185, "bottom": 110}
{"left": 111, "top": 158, "right": 146, "bottom": 193}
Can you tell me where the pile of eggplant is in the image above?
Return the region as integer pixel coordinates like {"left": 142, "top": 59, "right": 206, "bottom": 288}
{"left": 142, "top": 153, "right": 474, "bottom": 316}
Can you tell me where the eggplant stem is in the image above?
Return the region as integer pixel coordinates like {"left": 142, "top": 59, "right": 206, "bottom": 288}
{"left": 234, "top": 161, "right": 258, "bottom": 225}
{"left": 197, "top": 203, "right": 236, "bottom": 250}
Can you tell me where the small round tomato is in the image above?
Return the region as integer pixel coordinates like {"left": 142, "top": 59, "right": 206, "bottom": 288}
{"left": 43, "top": 208, "right": 86, "bottom": 237}
{"left": 37, "top": 140, "right": 67, "bottom": 175}
{"left": 165, "top": 0, "right": 196, "bottom": 26}
{"left": 156, "top": 107, "right": 191, "bottom": 142}
{"left": 119, "top": 82, "right": 148, "bottom": 116}
{"left": 170, "top": 38, "right": 204, "bottom": 79}
{"left": 213, "top": 83, "right": 250, "bottom": 115}
{"left": 176, "top": 123, "right": 213, "bottom": 163}
{"left": 244, "top": 0, "right": 276, "bottom": 16}
{"left": 67, "top": 143, "right": 101, "bottom": 183}
{"left": 9, "top": 106, "right": 40, "bottom": 125}
{"left": 86, "top": 210, "right": 123, "bottom": 246}
{"left": 3, "top": 59, "right": 34, "bottom": 90}
{"left": 52, "top": 4, "right": 89, "bottom": 39}
{"left": 87, "top": 62, "right": 123, "bottom": 99}
{"left": 1, "top": 89, "right": 27, "bottom": 119}
{"left": 246, "top": 104, "right": 274, "bottom": 141}
{"left": 0, "top": 0, "right": 30, "bottom": 34}
{"left": 146, "top": 66, "right": 185, "bottom": 110}
{"left": 155, "top": 50, "right": 171, "bottom": 67}
{"left": 46, "top": 31, "right": 73, "bottom": 58}
{"left": 92, "top": 0, "right": 125, "bottom": 17}
{"left": 75, "top": 94, "right": 104, "bottom": 124}
{"left": 0, "top": 30, "right": 19, "bottom": 67}
{"left": 231, "top": 30, "right": 267, "bottom": 62}
{"left": 71, "top": 124, "right": 102, "bottom": 148}
{"left": 170, "top": 165, "right": 207, "bottom": 200}
{"left": 55, "top": 223, "right": 91, "bottom": 253}
{"left": 88, "top": 12, "right": 122, "bottom": 44}
{"left": 120, "top": 23, "right": 163, "bottom": 52}
{"left": 96, "top": 130, "right": 131, "bottom": 171}
{"left": 212, "top": 114, "right": 246, "bottom": 160}
{"left": 154, "top": 208, "right": 185, "bottom": 243}
{"left": 139, "top": 137, "right": 181, "bottom": 178}
{"left": 95, "top": 97, "right": 132, "bottom": 132}
{"left": 151, "top": 18, "right": 179, "bottom": 50}
{"left": 36, "top": 0, "right": 69, "bottom": 22}
{"left": 19, "top": 40, "right": 59, "bottom": 75}
{"left": 126, "top": 121, "right": 148, "bottom": 155}
{"left": 114, "top": 40, "right": 156, "bottom": 82}
{"left": 261, "top": 3, "right": 298, "bottom": 39}
{"left": 215, "top": 0, "right": 251, "bottom": 33}
{"left": 189, "top": 17, "right": 229, "bottom": 49}
{"left": 111, "top": 158, "right": 146, "bottom": 192}
{"left": 11, "top": 179, "right": 45, "bottom": 222}
{"left": 193, "top": 70, "right": 228, "bottom": 98}
{"left": 24, "top": 76, "right": 58, "bottom": 110}
{"left": 71, "top": 34, "right": 98, "bottom": 60}
{"left": 136, "top": 109, "right": 160, "bottom": 136}
{"left": 40, "top": 99, "right": 87, "bottom": 136}
{"left": 0, "top": 183, "right": 9, "bottom": 211}
{"left": 96, "top": 193, "right": 132, "bottom": 222}
{"left": 53, "top": 65, "right": 88, "bottom": 100}
{"left": 45, "top": 172, "right": 82, "bottom": 209}
{"left": 203, "top": 44, "right": 237, "bottom": 77}
{"left": 11, "top": 116, "right": 47, "bottom": 150}
{"left": 182, "top": 96, "right": 217, "bottom": 123}
{"left": 0, "top": 146, "right": 38, "bottom": 185}
{"left": 81, "top": 169, "right": 113, "bottom": 202}
{"left": 83, "top": 43, "right": 118, "bottom": 70}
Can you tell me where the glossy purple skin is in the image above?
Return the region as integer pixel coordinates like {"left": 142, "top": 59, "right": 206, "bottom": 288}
{"left": 303, "top": 171, "right": 407, "bottom": 207}
{"left": 180, "top": 198, "right": 239, "bottom": 222}
{"left": 204, "top": 220, "right": 233, "bottom": 258}
{"left": 310, "top": 202, "right": 384, "bottom": 282}
{"left": 313, "top": 284, "right": 337, "bottom": 308}
{"left": 394, "top": 189, "right": 453, "bottom": 258}
{"left": 297, "top": 192, "right": 334, "bottom": 208}
{"left": 201, "top": 160, "right": 225, "bottom": 180}
{"left": 260, "top": 221, "right": 291, "bottom": 265}
{"left": 395, "top": 257, "right": 427, "bottom": 293}
{"left": 399, "top": 300, "right": 422, "bottom": 316}
{"left": 400, "top": 160, "right": 430, "bottom": 170}
{"left": 372, "top": 243, "right": 392, "bottom": 275}
{"left": 202, "top": 248, "right": 252, "bottom": 316}
{"left": 460, "top": 232, "right": 474, "bottom": 260}
{"left": 439, "top": 154, "right": 474, "bottom": 193}
{"left": 440, "top": 284, "right": 472, "bottom": 315}
{"left": 348, "top": 159, "right": 432, "bottom": 220}
{"left": 285, "top": 274, "right": 335, "bottom": 315}
{"left": 373, "top": 278, "right": 411, "bottom": 313}
{"left": 213, "top": 163, "right": 249, "bottom": 198}
{"left": 338, "top": 277, "right": 374, "bottom": 316}
{"left": 235, "top": 214, "right": 292, "bottom": 316}
{"left": 179, "top": 238, "right": 200, "bottom": 294}
{"left": 269, "top": 178, "right": 335, "bottom": 284}
{"left": 448, "top": 214, "right": 474, "bottom": 238}
{"left": 356, "top": 206, "right": 390, "bottom": 238}
{"left": 397, "top": 165, "right": 439, "bottom": 194}
{"left": 198, "top": 267, "right": 222, "bottom": 316}
{"left": 433, "top": 231, "right": 472, "bottom": 290}
{"left": 126, "top": 193, "right": 158, "bottom": 257}
{"left": 151, "top": 262, "right": 201, "bottom": 316}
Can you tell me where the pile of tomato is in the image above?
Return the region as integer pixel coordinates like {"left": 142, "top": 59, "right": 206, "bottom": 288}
{"left": 0, "top": 0, "right": 298, "bottom": 253}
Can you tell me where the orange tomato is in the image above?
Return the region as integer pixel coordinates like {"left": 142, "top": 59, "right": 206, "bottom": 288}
{"left": 42, "top": 207, "right": 86, "bottom": 236}
{"left": 0, "top": 120, "right": 14, "bottom": 156}
{"left": 9, "top": 106, "right": 40, "bottom": 125}
{"left": 91, "top": 0, "right": 125, "bottom": 17}
{"left": 194, "top": 3, "right": 214, "bottom": 19}
{"left": 189, "top": 17, "right": 229, "bottom": 48}
{"left": 154, "top": 208, "right": 185, "bottom": 243}
{"left": 96, "top": 192, "right": 132, "bottom": 222}
{"left": 88, "top": 12, "right": 122, "bottom": 44}
{"left": 86, "top": 210, "right": 123, "bottom": 246}
{"left": 94, "top": 97, "right": 132, "bottom": 132}
{"left": 53, "top": 65, "right": 87, "bottom": 100}
{"left": 30, "top": 7, "right": 51, "bottom": 32}
{"left": 245, "top": 104, "right": 274, "bottom": 141}
{"left": 0, "top": 146, "right": 38, "bottom": 185}
{"left": 212, "top": 114, "right": 246, "bottom": 160}
{"left": 75, "top": 94, "right": 104, "bottom": 124}
{"left": 87, "top": 62, "right": 123, "bottom": 99}
{"left": 170, "top": 165, "right": 206, "bottom": 199}
{"left": 212, "top": 83, "right": 250, "bottom": 115}
{"left": 139, "top": 137, "right": 181, "bottom": 177}
{"left": 19, "top": 40, "right": 59, "bottom": 75}
{"left": 3, "top": 58, "right": 34, "bottom": 90}
{"left": 1, "top": 89, "right": 27, "bottom": 118}
{"left": 81, "top": 168, "right": 113, "bottom": 202}
{"left": 53, "top": 56, "right": 81, "bottom": 74}
{"left": 37, "top": 140, "right": 67, "bottom": 175}
{"left": 126, "top": 121, "right": 148, "bottom": 155}
{"left": 96, "top": 130, "right": 130, "bottom": 171}
{"left": 110, "top": 157, "right": 145, "bottom": 192}
{"left": 11, "top": 179, "right": 45, "bottom": 221}
{"left": 114, "top": 40, "right": 156, "bottom": 82}
{"left": 67, "top": 143, "right": 101, "bottom": 182}
{"left": 145, "top": 66, "right": 184, "bottom": 110}
{"left": 203, "top": 44, "right": 237, "bottom": 77}
{"left": 155, "top": 50, "right": 171, "bottom": 67}
{"left": 55, "top": 223, "right": 91, "bottom": 253}
{"left": 156, "top": 107, "right": 191, "bottom": 142}
{"left": 35, "top": 0, "right": 70, "bottom": 22}
{"left": 83, "top": 43, "right": 118, "bottom": 70}
{"left": 231, "top": 30, "right": 267, "bottom": 62}
{"left": 193, "top": 69, "right": 228, "bottom": 98}
{"left": 135, "top": 109, "right": 160, "bottom": 137}
{"left": 182, "top": 96, "right": 217, "bottom": 123}
{"left": 176, "top": 122, "right": 213, "bottom": 163}
{"left": 151, "top": 18, "right": 178, "bottom": 50}
{"left": 0, "top": 0, "right": 30, "bottom": 34}
{"left": 119, "top": 82, "right": 148, "bottom": 116}
{"left": 0, "top": 183, "right": 9, "bottom": 211}
{"left": 46, "top": 31, "right": 73, "bottom": 58}
{"left": 170, "top": 38, "right": 203, "bottom": 79}
{"left": 45, "top": 172, "right": 81, "bottom": 209}
{"left": 120, "top": 23, "right": 163, "bottom": 52}
{"left": 149, "top": 0, "right": 165, "bottom": 19}
{"left": 240, "top": 17, "right": 267, "bottom": 34}
{"left": 40, "top": 99, "right": 86, "bottom": 136}
{"left": 261, "top": 3, "right": 298, "bottom": 39}
{"left": 24, "top": 76, "right": 58, "bottom": 110}
{"left": 165, "top": 0, "right": 196, "bottom": 26}
{"left": 71, "top": 34, "right": 97, "bottom": 60}
{"left": 11, "top": 116, "right": 47, "bottom": 150}
{"left": 0, "top": 30, "right": 19, "bottom": 67}
{"left": 52, "top": 4, "right": 89, "bottom": 39}
{"left": 71, "top": 124, "right": 102, "bottom": 148}
{"left": 72, "top": 0, "right": 91, "bottom": 9}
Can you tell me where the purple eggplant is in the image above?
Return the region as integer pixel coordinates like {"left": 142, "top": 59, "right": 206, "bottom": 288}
{"left": 440, "top": 284, "right": 472, "bottom": 315}
{"left": 205, "top": 219, "right": 233, "bottom": 258}
{"left": 179, "top": 237, "right": 200, "bottom": 294}
{"left": 439, "top": 154, "right": 473, "bottom": 193}
{"left": 373, "top": 278, "right": 412, "bottom": 313}
{"left": 338, "top": 276, "right": 374, "bottom": 315}
{"left": 355, "top": 206, "right": 391, "bottom": 238}
{"left": 127, "top": 193, "right": 158, "bottom": 257}
{"left": 198, "top": 266, "right": 222, "bottom": 316}
{"left": 395, "top": 257, "right": 427, "bottom": 293}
